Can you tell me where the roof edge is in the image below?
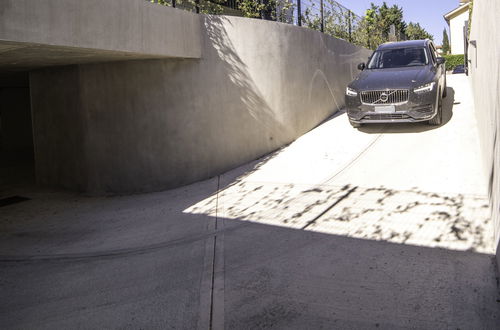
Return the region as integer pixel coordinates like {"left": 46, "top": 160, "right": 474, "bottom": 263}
{"left": 444, "top": 3, "right": 469, "bottom": 21}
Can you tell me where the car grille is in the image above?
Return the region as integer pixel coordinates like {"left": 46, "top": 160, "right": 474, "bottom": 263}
{"left": 362, "top": 113, "right": 410, "bottom": 120}
{"left": 360, "top": 90, "right": 409, "bottom": 105}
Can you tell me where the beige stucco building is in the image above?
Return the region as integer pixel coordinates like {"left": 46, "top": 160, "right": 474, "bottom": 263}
{"left": 444, "top": 0, "right": 471, "bottom": 55}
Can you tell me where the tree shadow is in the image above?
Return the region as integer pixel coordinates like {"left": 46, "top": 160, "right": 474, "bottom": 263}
{"left": 358, "top": 86, "right": 455, "bottom": 134}
{"left": 1, "top": 119, "right": 499, "bottom": 328}
{"left": 203, "top": 15, "right": 293, "bottom": 148}
{"left": 187, "top": 178, "right": 493, "bottom": 253}
{"left": 1, "top": 179, "right": 498, "bottom": 328}
{"left": 197, "top": 15, "right": 370, "bottom": 183}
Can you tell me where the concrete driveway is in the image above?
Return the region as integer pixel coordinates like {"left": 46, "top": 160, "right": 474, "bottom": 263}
{"left": 1, "top": 74, "right": 499, "bottom": 329}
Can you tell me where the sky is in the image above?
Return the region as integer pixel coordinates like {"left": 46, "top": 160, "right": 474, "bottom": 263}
{"left": 336, "top": 0, "right": 461, "bottom": 45}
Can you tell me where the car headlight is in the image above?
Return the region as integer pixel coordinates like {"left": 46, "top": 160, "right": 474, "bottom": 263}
{"left": 414, "top": 82, "right": 435, "bottom": 93}
{"left": 346, "top": 87, "right": 358, "bottom": 96}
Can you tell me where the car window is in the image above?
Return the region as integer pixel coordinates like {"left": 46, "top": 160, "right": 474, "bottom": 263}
{"left": 429, "top": 44, "right": 437, "bottom": 64}
{"left": 429, "top": 47, "right": 436, "bottom": 64}
{"left": 433, "top": 44, "right": 439, "bottom": 59}
{"left": 367, "top": 47, "right": 428, "bottom": 69}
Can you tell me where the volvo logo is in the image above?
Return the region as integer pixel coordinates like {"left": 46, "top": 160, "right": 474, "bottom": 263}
{"left": 380, "top": 93, "right": 389, "bottom": 102}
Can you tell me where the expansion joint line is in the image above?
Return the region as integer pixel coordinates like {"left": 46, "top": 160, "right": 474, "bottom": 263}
{"left": 301, "top": 186, "right": 358, "bottom": 230}
{"left": 322, "top": 125, "right": 386, "bottom": 184}
{"left": 209, "top": 175, "right": 221, "bottom": 330}
{"left": 215, "top": 175, "right": 220, "bottom": 227}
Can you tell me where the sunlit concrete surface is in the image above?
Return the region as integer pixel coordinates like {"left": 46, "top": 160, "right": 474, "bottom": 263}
{"left": 1, "top": 74, "right": 499, "bottom": 328}
{"left": 187, "top": 74, "right": 493, "bottom": 254}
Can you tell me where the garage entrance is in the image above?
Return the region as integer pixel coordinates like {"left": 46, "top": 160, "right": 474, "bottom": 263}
{"left": 0, "top": 72, "right": 35, "bottom": 191}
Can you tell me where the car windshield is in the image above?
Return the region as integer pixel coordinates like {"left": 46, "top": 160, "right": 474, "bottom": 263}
{"left": 367, "top": 47, "right": 428, "bottom": 69}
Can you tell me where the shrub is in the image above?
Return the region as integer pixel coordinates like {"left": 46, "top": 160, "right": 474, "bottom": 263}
{"left": 442, "top": 54, "right": 464, "bottom": 71}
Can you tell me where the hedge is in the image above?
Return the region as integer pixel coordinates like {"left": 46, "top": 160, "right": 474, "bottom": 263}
{"left": 442, "top": 54, "right": 465, "bottom": 71}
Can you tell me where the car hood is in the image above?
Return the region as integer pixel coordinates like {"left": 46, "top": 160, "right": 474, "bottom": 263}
{"left": 350, "top": 66, "right": 435, "bottom": 90}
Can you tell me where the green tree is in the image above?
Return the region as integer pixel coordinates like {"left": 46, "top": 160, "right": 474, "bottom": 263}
{"left": 302, "top": 6, "right": 322, "bottom": 30}
{"left": 237, "top": 0, "right": 265, "bottom": 18}
{"left": 357, "top": 2, "right": 406, "bottom": 49}
{"left": 151, "top": 0, "right": 294, "bottom": 21}
{"left": 405, "top": 22, "right": 433, "bottom": 40}
{"left": 149, "top": 0, "right": 226, "bottom": 15}
{"left": 151, "top": 0, "right": 170, "bottom": 5}
{"left": 442, "top": 28, "right": 450, "bottom": 54}
{"left": 377, "top": 2, "right": 406, "bottom": 38}
{"left": 237, "top": 0, "right": 293, "bottom": 21}
{"left": 301, "top": 0, "right": 354, "bottom": 42}
{"left": 362, "top": 4, "right": 385, "bottom": 49}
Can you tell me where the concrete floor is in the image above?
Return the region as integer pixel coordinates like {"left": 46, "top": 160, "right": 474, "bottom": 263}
{"left": 1, "top": 74, "right": 499, "bottom": 329}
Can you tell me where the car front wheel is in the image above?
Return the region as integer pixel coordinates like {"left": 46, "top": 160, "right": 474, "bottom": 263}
{"left": 442, "top": 76, "right": 447, "bottom": 98}
{"left": 429, "top": 88, "right": 443, "bottom": 126}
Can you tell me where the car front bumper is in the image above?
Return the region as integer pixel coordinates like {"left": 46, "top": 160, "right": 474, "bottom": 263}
{"left": 345, "top": 90, "right": 438, "bottom": 124}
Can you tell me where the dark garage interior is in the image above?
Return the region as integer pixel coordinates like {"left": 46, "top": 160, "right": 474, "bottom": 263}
{"left": 0, "top": 72, "right": 35, "bottom": 190}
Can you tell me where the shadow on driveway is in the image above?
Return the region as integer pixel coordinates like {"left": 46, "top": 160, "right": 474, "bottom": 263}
{"left": 2, "top": 83, "right": 498, "bottom": 329}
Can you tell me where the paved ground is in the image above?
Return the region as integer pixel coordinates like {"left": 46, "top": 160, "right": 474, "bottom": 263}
{"left": 1, "top": 74, "right": 499, "bottom": 329}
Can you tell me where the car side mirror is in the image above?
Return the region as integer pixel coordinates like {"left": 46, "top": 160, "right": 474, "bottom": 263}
{"left": 436, "top": 57, "right": 446, "bottom": 65}
{"left": 357, "top": 63, "right": 366, "bottom": 70}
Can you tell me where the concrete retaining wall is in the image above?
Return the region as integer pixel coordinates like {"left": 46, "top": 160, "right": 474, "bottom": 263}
{"left": 30, "top": 14, "right": 370, "bottom": 194}
{"left": 468, "top": 0, "right": 500, "bottom": 268}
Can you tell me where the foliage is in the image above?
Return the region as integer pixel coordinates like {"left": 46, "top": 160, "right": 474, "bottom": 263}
{"left": 237, "top": 0, "right": 266, "bottom": 18}
{"left": 151, "top": 0, "right": 170, "bottom": 5}
{"left": 405, "top": 22, "right": 433, "bottom": 40}
{"left": 150, "top": 0, "right": 293, "bottom": 21}
{"left": 148, "top": 0, "right": 433, "bottom": 51}
{"left": 442, "top": 28, "right": 450, "bottom": 55}
{"left": 355, "top": 2, "right": 433, "bottom": 49}
{"left": 301, "top": 0, "right": 356, "bottom": 43}
{"left": 443, "top": 54, "right": 464, "bottom": 71}
{"left": 288, "top": 0, "right": 433, "bottom": 50}
{"left": 376, "top": 2, "right": 406, "bottom": 39}
{"left": 361, "top": 6, "right": 385, "bottom": 49}
{"left": 468, "top": 0, "right": 473, "bottom": 38}
{"left": 149, "top": 0, "right": 226, "bottom": 15}
{"left": 357, "top": 2, "right": 406, "bottom": 49}
{"left": 302, "top": 6, "right": 322, "bottom": 31}
{"left": 324, "top": 9, "right": 353, "bottom": 41}
{"left": 238, "top": 0, "right": 294, "bottom": 22}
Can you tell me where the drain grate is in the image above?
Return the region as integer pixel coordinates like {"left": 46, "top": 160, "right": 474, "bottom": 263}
{"left": 0, "top": 196, "right": 31, "bottom": 208}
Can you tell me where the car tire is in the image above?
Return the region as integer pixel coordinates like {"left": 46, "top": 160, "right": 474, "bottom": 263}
{"left": 429, "top": 89, "right": 443, "bottom": 126}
